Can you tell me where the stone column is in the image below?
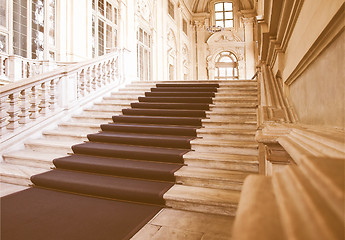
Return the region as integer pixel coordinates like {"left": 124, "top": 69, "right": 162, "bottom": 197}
{"left": 243, "top": 17, "right": 256, "bottom": 79}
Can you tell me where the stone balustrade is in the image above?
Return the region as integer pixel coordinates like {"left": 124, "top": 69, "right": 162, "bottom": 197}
{"left": 0, "top": 51, "right": 121, "bottom": 142}
{"left": 0, "top": 53, "right": 74, "bottom": 85}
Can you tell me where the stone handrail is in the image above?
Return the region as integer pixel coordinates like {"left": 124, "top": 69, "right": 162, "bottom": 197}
{"left": 0, "top": 51, "right": 121, "bottom": 142}
{"left": 257, "top": 64, "right": 297, "bottom": 127}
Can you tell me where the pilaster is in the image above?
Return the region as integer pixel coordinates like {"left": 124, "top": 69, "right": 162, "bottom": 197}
{"left": 243, "top": 17, "right": 256, "bottom": 79}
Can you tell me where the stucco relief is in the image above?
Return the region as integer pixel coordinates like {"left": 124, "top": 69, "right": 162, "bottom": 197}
{"left": 136, "top": 0, "right": 151, "bottom": 22}
{"left": 206, "top": 30, "right": 246, "bottom": 79}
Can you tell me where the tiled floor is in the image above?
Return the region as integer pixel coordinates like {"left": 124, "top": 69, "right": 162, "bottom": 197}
{"left": 0, "top": 183, "right": 234, "bottom": 240}
{"left": 132, "top": 208, "right": 234, "bottom": 240}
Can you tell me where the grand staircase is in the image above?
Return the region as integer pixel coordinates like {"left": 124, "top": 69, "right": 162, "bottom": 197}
{"left": 0, "top": 80, "right": 259, "bottom": 216}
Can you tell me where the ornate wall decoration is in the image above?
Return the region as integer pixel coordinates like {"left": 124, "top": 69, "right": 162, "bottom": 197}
{"left": 136, "top": 0, "right": 151, "bottom": 23}
{"left": 206, "top": 30, "right": 246, "bottom": 80}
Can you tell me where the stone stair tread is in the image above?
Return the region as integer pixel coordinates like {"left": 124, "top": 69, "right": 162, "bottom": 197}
{"left": 43, "top": 130, "right": 89, "bottom": 138}
{"left": 175, "top": 166, "right": 249, "bottom": 182}
{"left": 191, "top": 139, "right": 258, "bottom": 148}
{"left": 3, "top": 150, "right": 64, "bottom": 162}
{"left": 202, "top": 118, "right": 257, "bottom": 124}
{"left": 72, "top": 113, "right": 114, "bottom": 119}
{"left": 58, "top": 122, "right": 100, "bottom": 128}
{"left": 164, "top": 184, "right": 240, "bottom": 206}
{"left": 0, "top": 162, "right": 46, "bottom": 180}
{"left": 184, "top": 151, "right": 258, "bottom": 162}
{"left": 197, "top": 128, "right": 256, "bottom": 135}
{"left": 25, "top": 139, "right": 79, "bottom": 148}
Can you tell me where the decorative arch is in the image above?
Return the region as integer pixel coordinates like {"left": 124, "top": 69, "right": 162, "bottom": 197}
{"left": 206, "top": 30, "right": 245, "bottom": 80}
{"left": 182, "top": 44, "right": 190, "bottom": 80}
{"left": 167, "top": 29, "right": 177, "bottom": 81}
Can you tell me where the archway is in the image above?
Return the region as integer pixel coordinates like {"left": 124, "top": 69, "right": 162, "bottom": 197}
{"left": 214, "top": 51, "right": 239, "bottom": 80}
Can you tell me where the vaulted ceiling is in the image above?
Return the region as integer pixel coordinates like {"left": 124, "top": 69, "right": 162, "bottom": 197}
{"left": 184, "top": 0, "right": 255, "bottom": 13}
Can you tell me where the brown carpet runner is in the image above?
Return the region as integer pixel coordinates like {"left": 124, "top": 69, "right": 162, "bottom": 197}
{"left": 1, "top": 83, "right": 219, "bottom": 240}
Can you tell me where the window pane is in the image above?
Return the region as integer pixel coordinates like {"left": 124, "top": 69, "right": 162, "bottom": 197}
{"left": 215, "top": 20, "right": 224, "bottom": 28}
{"left": 92, "top": 15, "right": 96, "bottom": 57}
{"left": 106, "top": 2, "right": 112, "bottom": 21}
{"left": 219, "top": 68, "right": 226, "bottom": 77}
{"left": 13, "top": 0, "right": 27, "bottom": 57}
{"left": 139, "top": 28, "right": 143, "bottom": 42}
{"left": 0, "top": 0, "right": 6, "bottom": 27}
{"left": 114, "top": 7, "right": 118, "bottom": 25}
{"left": 32, "top": 0, "right": 45, "bottom": 60}
{"left": 0, "top": 34, "right": 6, "bottom": 52}
{"left": 224, "top": 12, "right": 233, "bottom": 20}
{"left": 224, "top": 3, "right": 232, "bottom": 11}
{"left": 215, "top": 3, "right": 223, "bottom": 11}
{"left": 220, "top": 56, "right": 232, "bottom": 63}
{"left": 215, "top": 12, "right": 223, "bottom": 20}
{"left": 98, "top": 0, "right": 104, "bottom": 15}
{"left": 47, "top": 0, "right": 55, "bottom": 46}
{"left": 92, "top": 0, "right": 95, "bottom": 10}
{"left": 98, "top": 20, "right": 104, "bottom": 56}
{"left": 224, "top": 20, "right": 233, "bottom": 28}
{"left": 106, "top": 24, "right": 112, "bottom": 48}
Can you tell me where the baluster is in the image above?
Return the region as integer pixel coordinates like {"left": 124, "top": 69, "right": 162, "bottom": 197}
{"left": 102, "top": 63, "right": 107, "bottom": 85}
{"left": 91, "top": 66, "right": 97, "bottom": 91}
{"left": 86, "top": 67, "right": 91, "bottom": 94}
{"left": 49, "top": 79, "right": 57, "bottom": 112}
{"left": 97, "top": 64, "right": 102, "bottom": 88}
{"left": 7, "top": 93, "right": 20, "bottom": 131}
{"left": 18, "top": 89, "right": 30, "bottom": 124}
{"left": 39, "top": 82, "right": 49, "bottom": 116}
{"left": 29, "top": 86, "right": 40, "bottom": 119}
{"left": 106, "top": 61, "right": 111, "bottom": 83}
{"left": 0, "top": 56, "right": 3, "bottom": 77}
{"left": 0, "top": 96, "right": 8, "bottom": 138}
{"left": 79, "top": 70, "right": 86, "bottom": 98}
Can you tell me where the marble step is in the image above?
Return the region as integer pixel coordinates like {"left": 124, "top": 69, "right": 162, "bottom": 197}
{"left": 0, "top": 162, "right": 46, "bottom": 186}
{"left": 58, "top": 122, "right": 101, "bottom": 133}
{"left": 82, "top": 108, "right": 124, "bottom": 116}
{"left": 103, "top": 95, "right": 140, "bottom": 100}
{"left": 3, "top": 150, "right": 64, "bottom": 169}
{"left": 191, "top": 141, "right": 258, "bottom": 156}
{"left": 24, "top": 139, "right": 76, "bottom": 154}
{"left": 211, "top": 102, "right": 258, "bottom": 108}
{"left": 213, "top": 97, "right": 258, "bottom": 103}
{"left": 197, "top": 128, "right": 256, "bottom": 141}
{"left": 92, "top": 102, "right": 130, "bottom": 111}
{"left": 43, "top": 130, "right": 88, "bottom": 142}
{"left": 209, "top": 106, "right": 257, "bottom": 113}
{"left": 70, "top": 114, "right": 113, "bottom": 124}
{"left": 164, "top": 184, "right": 240, "bottom": 216}
{"left": 175, "top": 166, "right": 250, "bottom": 191}
{"left": 183, "top": 151, "right": 259, "bottom": 173}
{"left": 272, "top": 167, "right": 342, "bottom": 240}
{"left": 206, "top": 111, "right": 257, "bottom": 118}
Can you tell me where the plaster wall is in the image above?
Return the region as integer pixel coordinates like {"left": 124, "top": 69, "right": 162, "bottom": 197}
{"left": 282, "top": 0, "right": 343, "bottom": 81}
{"left": 289, "top": 30, "right": 345, "bottom": 129}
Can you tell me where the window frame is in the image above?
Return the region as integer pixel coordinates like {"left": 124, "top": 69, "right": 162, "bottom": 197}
{"left": 210, "top": 0, "right": 236, "bottom": 30}
{"left": 92, "top": 0, "right": 119, "bottom": 57}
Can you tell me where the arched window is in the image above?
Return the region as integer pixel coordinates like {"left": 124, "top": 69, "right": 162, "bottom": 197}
{"left": 215, "top": 51, "right": 238, "bottom": 80}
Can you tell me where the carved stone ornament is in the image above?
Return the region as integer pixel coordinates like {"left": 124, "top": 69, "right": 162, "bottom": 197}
{"left": 137, "top": 0, "right": 151, "bottom": 22}
{"left": 207, "top": 30, "right": 242, "bottom": 44}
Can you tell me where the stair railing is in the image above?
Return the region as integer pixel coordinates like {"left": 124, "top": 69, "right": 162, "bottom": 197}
{"left": 0, "top": 50, "right": 124, "bottom": 147}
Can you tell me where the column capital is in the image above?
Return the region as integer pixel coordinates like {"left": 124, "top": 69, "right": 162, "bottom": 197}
{"left": 242, "top": 17, "right": 255, "bottom": 26}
